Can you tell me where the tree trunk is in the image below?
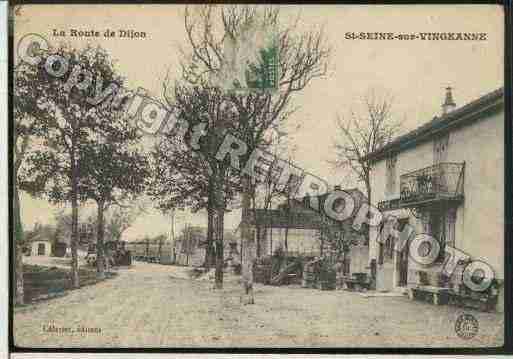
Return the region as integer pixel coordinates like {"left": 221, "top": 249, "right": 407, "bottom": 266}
{"left": 284, "top": 226, "right": 289, "bottom": 253}
{"left": 96, "top": 200, "right": 106, "bottom": 280}
{"left": 13, "top": 118, "right": 27, "bottom": 305}
{"left": 269, "top": 217, "right": 273, "bottom": 255}
{"left": 204, "top": 201, "right": 215, "bottom": 270}
{"left": 70, "top": 144, "right": 80, "bottom": 288}
{"left": 15, "top": 241, "right": 24, "bottom": 305}
{"left": 214, "top": 207, "right": 224, "bottom": 289}
{"left": 13, "top": 180, "right": 24, "bottom": 305}
{"left": 212, "top": 168, "right": 225, "bottom": 289}
{"left": 241, "top": 177, "right": 255, "bottom": 304}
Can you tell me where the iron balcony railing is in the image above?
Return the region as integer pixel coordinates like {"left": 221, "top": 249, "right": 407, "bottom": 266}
{"left": 377, "top": 162, "right": 465, "bottom": 211}
{"left": 399, "top": 162, "right": 465, "bottom": 204}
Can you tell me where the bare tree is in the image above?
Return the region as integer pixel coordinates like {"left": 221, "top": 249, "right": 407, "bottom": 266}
{"left": 179, "top": 5, "right": 330, "bottom": 303}
{"left": 331, "top": 89, "right": 402, "bottom": 202}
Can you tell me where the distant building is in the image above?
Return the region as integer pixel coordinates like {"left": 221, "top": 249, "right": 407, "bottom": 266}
{"left": 365, "top": 87, "right": 504, "bottom": 311}
{"left": 54, "top": 212, "right": 99, "bottom": 252}
{"left": 26, "top": 223, "right": 53, "bottom": 256}
{"left": 173, "top": 226, "right": 238, "bottom": 267}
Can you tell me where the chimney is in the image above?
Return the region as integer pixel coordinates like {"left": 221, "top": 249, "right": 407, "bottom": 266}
{"left": 442, "top": 86, "right": 456, "bottom": 115}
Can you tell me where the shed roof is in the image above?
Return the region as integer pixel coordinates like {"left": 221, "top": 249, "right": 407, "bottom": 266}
{"left": 247, "top": 188, "right": 367, "bottom": 230}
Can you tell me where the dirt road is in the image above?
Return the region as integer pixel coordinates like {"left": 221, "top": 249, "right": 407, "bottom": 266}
{"left": 14, "top": 261, "right": 504, "bottom": 348}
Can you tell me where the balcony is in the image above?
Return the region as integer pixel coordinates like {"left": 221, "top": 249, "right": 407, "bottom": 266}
{"left": 377, "top": 162, "right": 465, "bottom": 211}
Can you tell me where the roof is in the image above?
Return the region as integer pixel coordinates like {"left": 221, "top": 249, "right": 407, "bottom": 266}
{"left": 25, "top": 224, "right": 54, "bottom": 243}
{"left": 297, "top": 187, "right": 367, "bottom": 214}
{"left": 364, "top": 87, "right": 504, "bottom": 163}
{"left": 27, "top": 232, "right": 53, "bottom": 243}
{"left": 248, "top": 208, "right": 324, "bottom": 229}
{"left": 247, "top": 188, "right": 368, "bottom": 230}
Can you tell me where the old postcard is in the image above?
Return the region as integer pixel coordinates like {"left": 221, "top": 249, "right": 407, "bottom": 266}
{"left": 10, "top": 4, "right": 505, "bottom": 349}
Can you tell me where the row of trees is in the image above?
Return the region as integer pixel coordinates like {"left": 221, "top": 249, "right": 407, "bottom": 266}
{"left": 14, "top": 5, "right": 399, "bottom": 306}
{"left": 14, "top": 45, "right": 150, "bottom": 304}
{"left": 13, "top": 5, "right": 330, "bottom": 305}
{"left": 148, "top": 5, "right": 331, "bottom": 304}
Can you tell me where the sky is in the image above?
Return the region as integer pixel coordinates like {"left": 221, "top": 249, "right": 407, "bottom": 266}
{"left": 14, "top": 4, "right": 504, "bottom": 240}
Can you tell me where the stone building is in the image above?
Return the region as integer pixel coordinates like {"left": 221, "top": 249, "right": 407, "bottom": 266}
{"left": 365, "top": 87, "right": 504, "bottom": 311}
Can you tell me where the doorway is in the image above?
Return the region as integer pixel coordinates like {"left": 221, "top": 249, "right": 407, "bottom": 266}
{"left": 397, "top": 219, "right": 410, "bottom": 287}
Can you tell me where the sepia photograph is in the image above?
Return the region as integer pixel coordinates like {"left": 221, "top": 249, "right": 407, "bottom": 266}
{"left": 9, "top": 3, "right": 506, "bottom": 350}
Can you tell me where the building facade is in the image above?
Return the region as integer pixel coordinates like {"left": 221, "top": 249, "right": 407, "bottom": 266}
{"left": 366, "top": 87, "right": 504, "bottom": 310}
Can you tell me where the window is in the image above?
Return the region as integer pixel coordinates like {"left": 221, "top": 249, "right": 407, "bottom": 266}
{"left": 385, "top": 155, "right": 397, "bottom": 197}
{"left": 433, "top": 134, "right": 449, "bottom": 164}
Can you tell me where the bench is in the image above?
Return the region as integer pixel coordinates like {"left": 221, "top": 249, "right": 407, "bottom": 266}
{"left": 408, "top": 285, "right": 450, "bottom": 305}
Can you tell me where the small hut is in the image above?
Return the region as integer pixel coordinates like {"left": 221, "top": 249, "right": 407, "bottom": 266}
{"left": 26, "top": 223, "right": 55, "bottom": 256}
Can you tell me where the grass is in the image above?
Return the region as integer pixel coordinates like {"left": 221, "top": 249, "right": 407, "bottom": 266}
{"left": 22, "top": 264, "right": 115, "bottom": 304}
